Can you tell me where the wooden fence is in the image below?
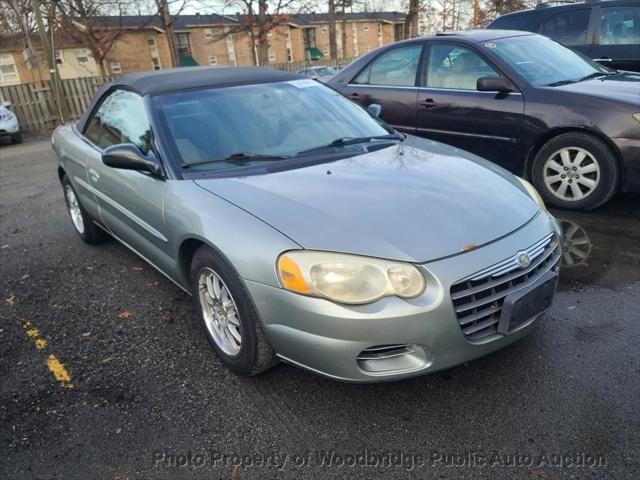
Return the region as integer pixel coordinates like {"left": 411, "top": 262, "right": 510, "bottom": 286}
{"left": 271, "top": 57, "right": 356, "bottom": 73}
{"left": 0, "top": 76, "right": 111, "bottom": 132}
{"left": 1, "top": 58, "right": 356, "bottom": 133}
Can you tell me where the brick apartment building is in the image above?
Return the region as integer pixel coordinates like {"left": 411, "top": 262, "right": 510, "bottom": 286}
{"left": 0, "top": 11, "right": 406, "bottom": 86}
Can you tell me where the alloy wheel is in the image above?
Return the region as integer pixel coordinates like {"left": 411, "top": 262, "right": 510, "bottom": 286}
{"left": 65, "top": 185, "right": 85, "bottom": 234}
{"left": 198, "top": 267, "right": 242, "bottom": 357}
{"left": 543, "top": 147, "right": 600, "bottom": 202}
{"left": 559, "top": 219, "right": 592, "bottom": 268}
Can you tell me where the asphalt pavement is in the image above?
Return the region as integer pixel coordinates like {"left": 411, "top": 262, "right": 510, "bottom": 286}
{"left": 1, "top": 135, "right": 639, "bottom": 479}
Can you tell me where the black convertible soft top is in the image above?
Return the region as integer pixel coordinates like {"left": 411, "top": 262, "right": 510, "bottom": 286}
{"left": 77, "top": 66, "right": 303, "bottom": 132}
{"left": 109, "top": 66, "right": 301, "bottom": 95}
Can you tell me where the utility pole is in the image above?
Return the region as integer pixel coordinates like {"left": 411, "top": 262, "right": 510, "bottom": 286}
{"left": 30, "top": 0, "right": 66, "bottom": 122}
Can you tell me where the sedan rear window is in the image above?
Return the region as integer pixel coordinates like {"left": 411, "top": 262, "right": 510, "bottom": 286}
{"left": 152, "top": 80, "right": 390, "bottom": 171}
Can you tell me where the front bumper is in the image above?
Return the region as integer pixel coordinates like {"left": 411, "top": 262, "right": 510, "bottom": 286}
{"left": 247, "top": 212, "right": 561, "bottom": 382}
{"left": 613, "top": 137, "right": 640, "bottom": 192}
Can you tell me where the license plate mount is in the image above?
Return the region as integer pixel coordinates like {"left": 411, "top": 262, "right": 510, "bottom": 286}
{"left": 497, "top": 270, "right": 558, "bottom": 335}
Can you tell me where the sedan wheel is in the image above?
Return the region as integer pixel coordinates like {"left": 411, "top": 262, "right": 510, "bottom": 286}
{"left": 65, "top": 185, "right": 85, "bottom": 235}
{"left": 532, "top": 132, "right": 619, "bottom": 211}
{"left": 543, "top": 147, "right": 600, "bottom": 202}
{"left": 198, "top": 267, "right": 242, "bottom": 357}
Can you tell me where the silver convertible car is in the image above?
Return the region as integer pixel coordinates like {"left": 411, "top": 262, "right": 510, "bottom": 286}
{"left": 52, "top": 67, "right": 562, "bottom": 382}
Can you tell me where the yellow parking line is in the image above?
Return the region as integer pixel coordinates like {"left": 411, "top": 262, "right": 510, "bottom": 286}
{"left": 21, "top": 320, "right": 74, "bottom": 389}
{"left": 46, "top": 355, "right": 74, "bottom": 389}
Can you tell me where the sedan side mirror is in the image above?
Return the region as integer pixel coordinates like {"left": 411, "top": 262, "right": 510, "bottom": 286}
{"left": 367, "top": 103, "right": 382, "bottom": 118}
{"left": 1, "top": 100, "right": 12, "bottom": 110}
{"left": 102, "top": 144, "right": 163, "bottom": 177}
{"left": 477, "top": 76, "right": 513, "bottom": 93}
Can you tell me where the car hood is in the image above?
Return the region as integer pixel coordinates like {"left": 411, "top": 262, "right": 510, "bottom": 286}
{"left": 194, "top": 140, "right": 540, "bottom": 263}
{"left": 552, "top": 72, "right": 640, "bottom": 105}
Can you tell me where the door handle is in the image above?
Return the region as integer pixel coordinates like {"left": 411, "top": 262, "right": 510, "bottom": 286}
{"left": 593, "top": 57, "right": 612, "bottom": 62}
{"left": 419, "top": 98, "right": 437, "bottom": 109}
{"left": 88, "top": 168, "right": 100, "bottom": 183}
{"left": 348, "top": 92, "right": 361, "bottom": 100}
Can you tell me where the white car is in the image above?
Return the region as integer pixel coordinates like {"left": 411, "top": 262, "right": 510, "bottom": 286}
{"left": 0, "top": 101, "right": 22, "bottom": 144}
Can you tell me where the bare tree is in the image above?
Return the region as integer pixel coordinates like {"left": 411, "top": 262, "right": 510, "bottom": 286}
{"left": 55, "top": 0, "right": 138, "bottom": 79}
{"left": 484, "top": 0, "right": 535, "bottom": 20}
{"left": 404, "top": 0, "right": 420, "bottom": 38}
{"left": 153, "top": 0, "right": 191, "bottom": 68}
{"left": 217, "top": 0, "right": 301, "bottom": 66}
{"left": 1, "top": 0, "right": 44, "bottom": 81}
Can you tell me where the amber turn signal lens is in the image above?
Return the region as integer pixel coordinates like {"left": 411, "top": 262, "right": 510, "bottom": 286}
{"left": 277, "top": 255, "right": 311, "bottom": 293}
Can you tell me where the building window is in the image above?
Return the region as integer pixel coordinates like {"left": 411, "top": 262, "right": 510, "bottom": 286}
{"left": 148, "top": 38, "right": 159, "bottom": 57}
{"left": 151, "top": 57, "right": 161, "bottom": 70}
{"left": 75, "top": 49, "right": 89, "bottom": 64}
{"left": 268, "top": 50, "right": 276, "bottom": 62}
{"left": 55, "top": 50, "right": 64, "bottom": 65}
{"left": 209, "top": 55, "right": 218, "bottom": 65}
{"left": 0, "top": 54, "right": 19, "bottom": 83}
{"left": 303, "top": 27, "right": 317, "bottom": 49}
{"left": 175, "top": 33, "right": 192, "bottom": 58}
{"left": 110, "top": 62, "right": 122, "bottom": 74}
{"left": 286, "top": 47, "right": 293, "bottom": 62}
{"left": 203, "top": 28, "right": 213, "bottom": 40}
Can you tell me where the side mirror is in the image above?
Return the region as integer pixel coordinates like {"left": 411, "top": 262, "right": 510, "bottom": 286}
{"left": 477, "top": 76, "right": 513, "bottom": 93}
{"left": 367, "top": 103, "right": 382, "bottom": 118}
{"left": 102, "top": 144, "right": 163, "bottom": 177}
{"left": 1, "top": 100, "right": 12, "bottom": 110}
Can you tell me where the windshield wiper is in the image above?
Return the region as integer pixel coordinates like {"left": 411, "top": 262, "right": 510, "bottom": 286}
{"left": 296, "top": 133, "right": 405, "bottom": 156}
{"left": 545, "top": 71, "right": 617, "bottom": 87}
{"left": 182, "top": 152, "right": 292, "bottom": 168}
{"left": 543, "top": 79, "right": 577, "bottom": 87}
{"left": 577, "top": 71, "right": 617, "bottom": 82}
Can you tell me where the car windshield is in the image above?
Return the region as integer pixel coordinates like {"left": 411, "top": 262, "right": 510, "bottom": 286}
{"left": 152, "top": 79, "right": 390, "bottom": 171}
{"left": 489, "top": 36, "right": 611, "bottom": 87}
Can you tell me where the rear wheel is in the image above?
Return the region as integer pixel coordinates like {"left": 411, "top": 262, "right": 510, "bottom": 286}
{"left": 190, "top": 245, "right": 276, "bottom": 376}
{"left": 61, "top": 175, "right": 109, "bottom": 244}
{"left": 531, "top": 132, "right": 618, "bottom": 211}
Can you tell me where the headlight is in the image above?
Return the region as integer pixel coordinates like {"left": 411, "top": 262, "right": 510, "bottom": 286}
{"left": 517, "top": 177, "right": 547, "bottom": 213}
{"left": 633, "top": 113, "right": 640, "bottom": 123}
{"left": 277, "top": 251, "right": 425, "bottom": 304}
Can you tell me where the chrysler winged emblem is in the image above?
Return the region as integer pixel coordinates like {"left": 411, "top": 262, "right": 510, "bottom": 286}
{"left": 516, "top": 252, "right": 531, "bottom": 268}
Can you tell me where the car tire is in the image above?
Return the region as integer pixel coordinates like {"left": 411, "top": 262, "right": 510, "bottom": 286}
{"left": 531, "top": 132, "right": 618, "bottom": 211}
{"left": 190, "top": 245, "right": 277, "bottom": 376}
{"left": 61, "top": 175, "right": 110, "bottom": 244}
{"left": 11, "top": 132, "right": 22, "bottom": 144}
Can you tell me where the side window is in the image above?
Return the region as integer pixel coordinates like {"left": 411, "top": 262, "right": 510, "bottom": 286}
{"left": 600, "top": 7, "right": 640, "bottom": 45}
{"left": 84, "top": 89, "right": 152, "bottom": 153}
{"left": 539, "top": 9, "right": 591, "bottom": 46}
{"left": 352, "top": 44, "right": 422, "bottom": 87}
{"left": 425, "top": 44, "right": 499, "bottom": 90}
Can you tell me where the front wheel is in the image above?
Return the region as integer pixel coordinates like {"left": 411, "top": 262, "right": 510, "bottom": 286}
{"left": 531, "top": 132, "right": 619, "bottom": 211}
{"left": 61, "top": 175, "right": 109, "bottom": 244}
{"left": 190, "top": 245, "right": 276, "bottom": 376}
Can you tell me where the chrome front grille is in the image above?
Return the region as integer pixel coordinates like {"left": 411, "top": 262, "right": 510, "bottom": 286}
{"left": 450, "top": 233, "right": 561, "bottom": 342}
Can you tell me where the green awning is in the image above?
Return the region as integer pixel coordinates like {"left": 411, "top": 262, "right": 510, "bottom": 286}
{"left": 179, "top": 55, "right": 198, "bottom": 67}
{"left": 305, "top": 47, "right": 324, "bottom": 60}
